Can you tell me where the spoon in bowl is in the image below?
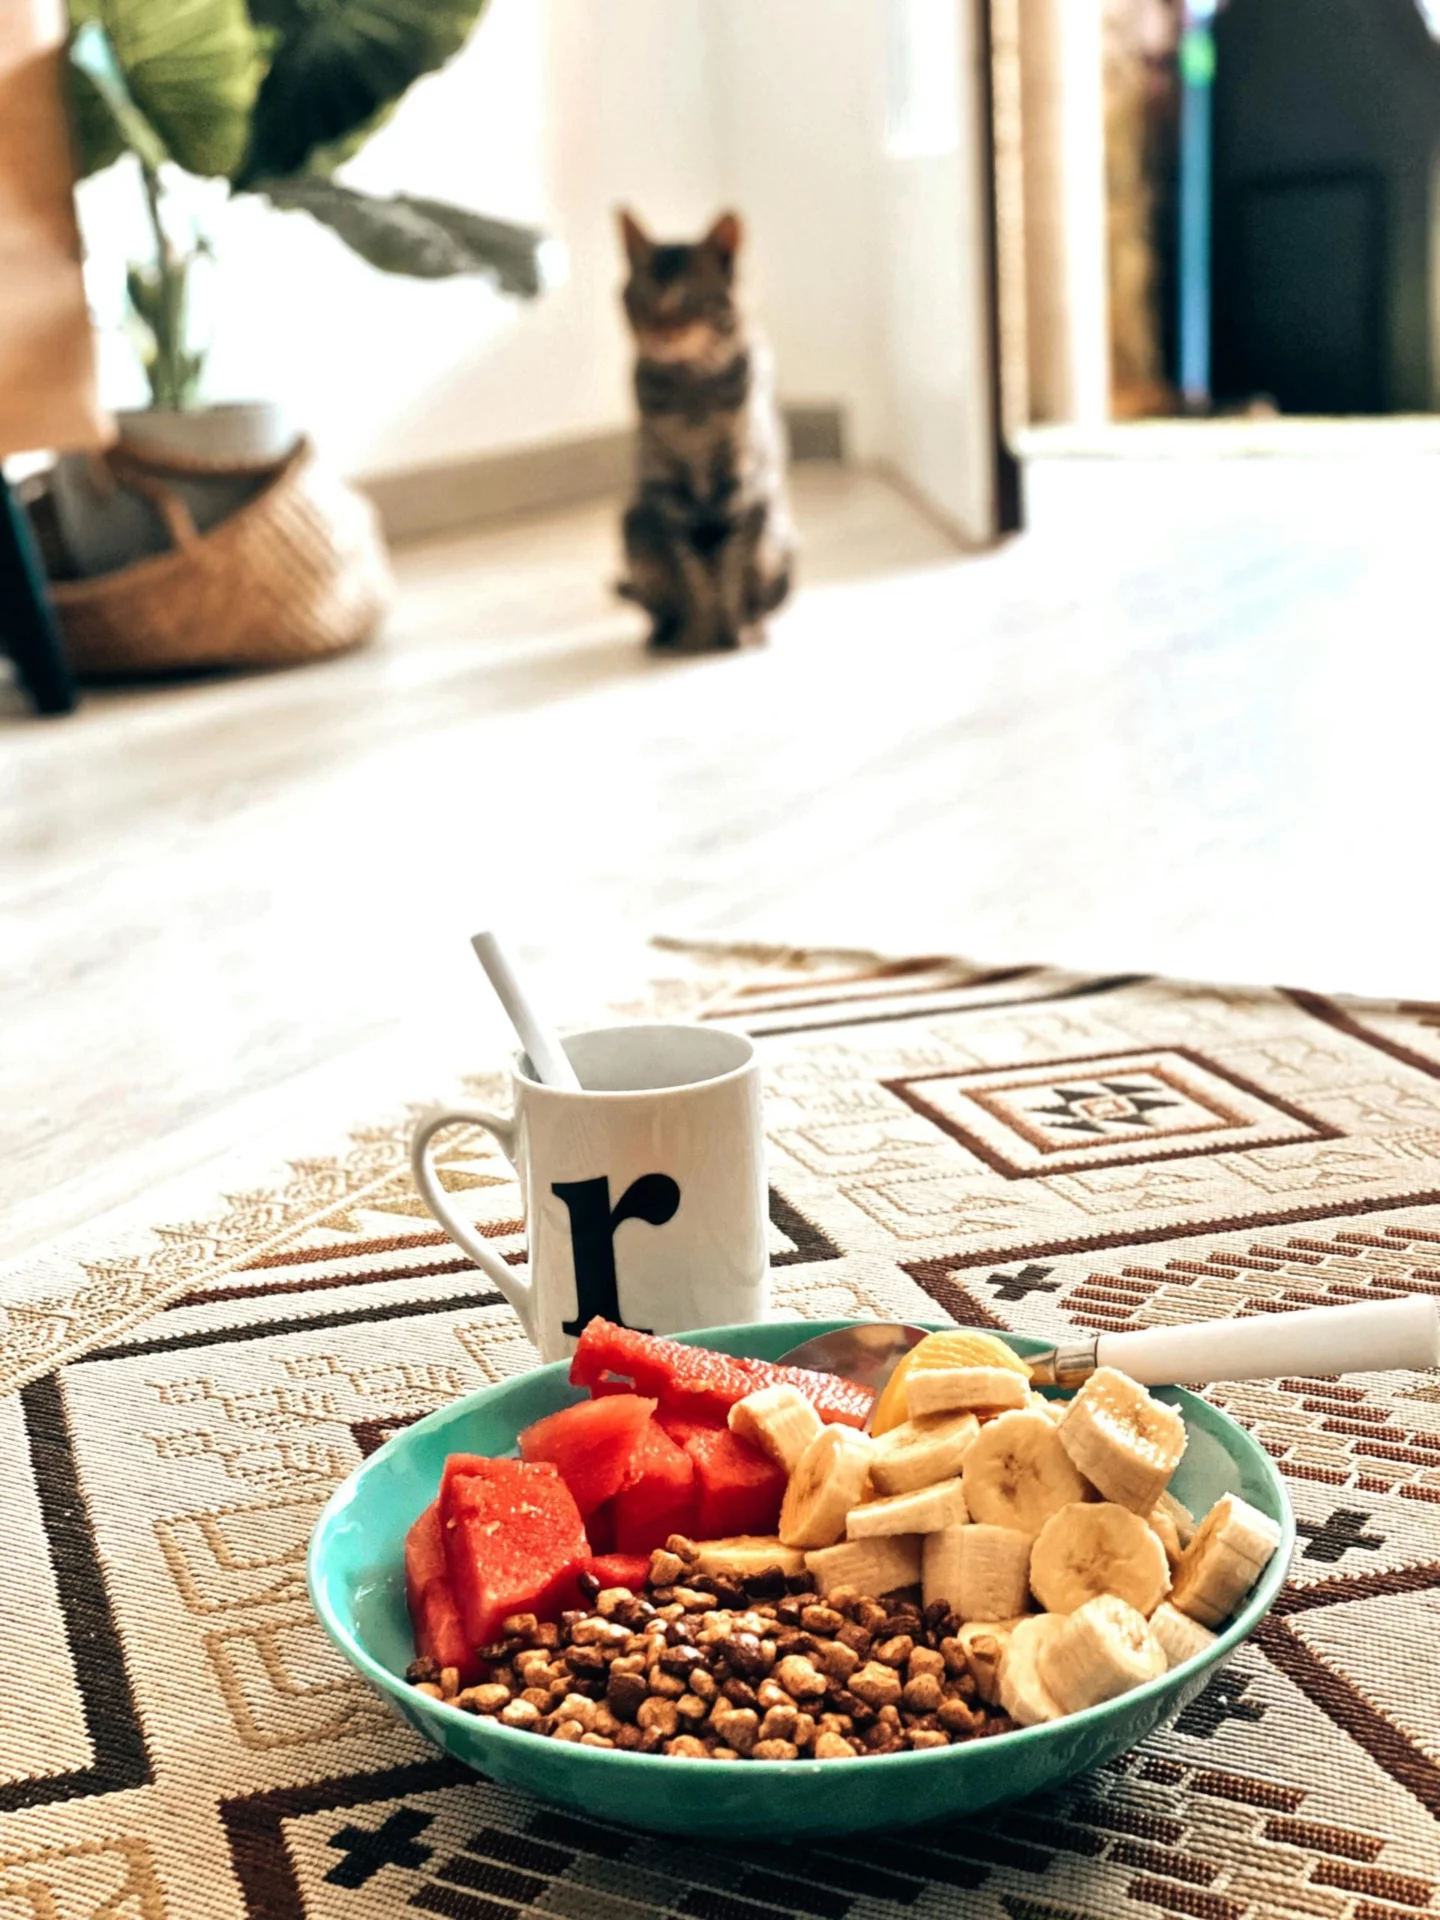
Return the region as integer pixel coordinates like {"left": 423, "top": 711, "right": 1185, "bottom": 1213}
{"left": 780, "top": 1295, "right": 1440, "bottom": 1416}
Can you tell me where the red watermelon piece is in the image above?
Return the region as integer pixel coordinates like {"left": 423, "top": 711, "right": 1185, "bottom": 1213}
{"left": 439, "top": 1455, "right": 589, "bottom": 1648}
{"left": 655, "top": 1408, "right": 722, "bottom": 1448}
{"left": 585, "top": 1499, "right": 616, "bottom": 1556}
{"left": 404, "top": 1501, "right": 476, "bottom": 1680}
{"left": 518, "top": 1393, "right": 657, "bottom": 1514}
{"left": 680, "top": 1423, "right": 787, "bottom": 1538}
{"left": 570, "top": 1319, "right": 873, "bottom": 1428}
{"left": 583, "top": 1552, "right": 652, "bottom": 1592}
{"left": 611, "top": 1420, "right": 698, "bottom": 1554}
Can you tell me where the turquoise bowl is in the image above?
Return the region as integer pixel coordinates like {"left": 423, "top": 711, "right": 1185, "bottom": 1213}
{"left": 308, "top": 1319, "right": 1294, "bottom": 1839}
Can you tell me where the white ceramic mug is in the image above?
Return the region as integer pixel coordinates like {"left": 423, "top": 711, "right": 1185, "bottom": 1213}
{"left": 410, "top": 1023, "right": 769, "bottom": 1360}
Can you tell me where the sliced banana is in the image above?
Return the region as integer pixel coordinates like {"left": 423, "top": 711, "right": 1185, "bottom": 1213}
{"left": 779, "top": 1423, "right": 875, "bottom": 1549}
{"left": 952, "top": 1618, "right": 1025, "bottom": 1705}
{"left": 1037, "top": 1593, "right": 1166, "bottom": 1713}
{"left": 1155, "top": 1485, "right": 1198, "bottom": 1548}
{"left": 1029, "top": 1501, "right": 1171, "bottom": 1615}
{"left": 962, "top": 1409, "right": 1093, "bottom": 1533}
{"left": 998, "top": 1614, "right": 1065, "bottom": 1725}
{"left": 906, "top": 1367, "right": 1030, "bottom": 1418}
{"left": 869, "top": 1329, "right": 1030, "bottom": 1436}
{"left": 923, "top": 1522, "right": 1032, "bottom": 1621}
{"left": 1169, "top": 1492, "right": 1282, "bottom": 1628}
{"left": 728, "top": 1383, "right": 823, "bottom": 1475}
{"left": 870, "top": 1411, "right": 980, "bottom": 1496}
{"left": 806, "top": 1532, "right": 922, "bottom": 1598}
{"left": 1148, "top": 1600, "right": 1219, "bottom": 1668}
{"left": 1057, "top": 1367, "right": 1186, "bottom": 1514}
{"left": 691, "top": 1537, "right": 809, "bottom": 1580}
{"left": 1148, "top": 1503, "right": 1183, "bottom": 1568}
{"left": 847, "top": 1476, "right": 967, "bottom": 1538}
{"left": 1028, "top": 1392, "right": 1067, "bottom": 1427}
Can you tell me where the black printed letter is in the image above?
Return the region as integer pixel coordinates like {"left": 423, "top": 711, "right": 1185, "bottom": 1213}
{"left": 554, "top": 1172, "right": 680, "bottom": 1336}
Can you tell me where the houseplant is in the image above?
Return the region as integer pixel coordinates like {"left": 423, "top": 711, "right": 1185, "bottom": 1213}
{"left": 67, "top": 0, "right": 556, "bottom": 441}
{"left": 51, "top": 0, "right": 557, "bottom": 590}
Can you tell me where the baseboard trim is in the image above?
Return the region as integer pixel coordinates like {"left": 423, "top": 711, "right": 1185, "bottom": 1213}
{"left": 359, "top": 404, "right": 847, "bottom": 543}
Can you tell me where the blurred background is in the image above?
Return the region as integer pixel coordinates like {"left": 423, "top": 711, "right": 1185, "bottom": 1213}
{"left": 4, "top": 0, "right": 1440, "bottom": 1254}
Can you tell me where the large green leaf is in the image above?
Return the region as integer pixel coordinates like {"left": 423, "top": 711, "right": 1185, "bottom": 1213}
{"left": 70, "top": 0, "right": 267, "bottom": 178}
{"left": 67, "top": 17, "right": 157, "bottom": 177}
{"left": 257, "top": 174, "right": 553, "bottom": 293}
{"left": 236, "top": 0, "right": 489, "bottom": 188}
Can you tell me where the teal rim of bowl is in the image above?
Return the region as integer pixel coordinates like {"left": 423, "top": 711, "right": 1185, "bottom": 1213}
{"left": 307, "top": 1318, "right": 1297, "bottom": 1777}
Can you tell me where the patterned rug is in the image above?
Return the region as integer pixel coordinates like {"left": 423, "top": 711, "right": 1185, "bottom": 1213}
{"left": 4, "top": 945, "right": 1440, "bottom": 1920}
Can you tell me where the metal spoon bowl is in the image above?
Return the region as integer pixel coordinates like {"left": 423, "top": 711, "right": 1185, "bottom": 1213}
{"left": 778, "top": 1296, "right": 1440, "bottom": 1411}
{"left": 777, "top": 1322, "right": 930, "bottom": 1426}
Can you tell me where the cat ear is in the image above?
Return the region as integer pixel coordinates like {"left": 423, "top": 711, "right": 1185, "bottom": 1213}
{"left": 618, "top": 208, "right": 652, "bottom": 267}
{"left": 705, "top": 210, "right": 743, "bottom": 269}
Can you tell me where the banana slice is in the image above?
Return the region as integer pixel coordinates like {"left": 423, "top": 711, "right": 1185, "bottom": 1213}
{"left": 806, "top": 1532, "right": 922, "bottom": 1598}
{"left": 1148, "top": 1504, "right": 1183, "bottom": 1568}
{"left": 1057, "top": 1367, "right": 1186, "bottom": 1514}
{"left": 952, "top": 1618, "right": 1026, "bottom": 1704}
{"left": 998, "top": 1614, "right": 1065, "bottom": 1725}
{"left": 691, "top": 1537, "right": 809, "bottom": 1580}
{"left": 1155, "top": 1486, "right": 1198, "bottom": 1548}
{"left": 870, "top": 1412, "right": 980, "bottom": 1496}
{"left": 847, "top": 1476, "right": 967, "bottom": 1538}
{"left": 779, "top": 1424, "right": 875, "bottom": 1549}
{"left": 1148, "top": 1600, "right": 1219, "bottom": 1668}
{"left": 1029, "top": 1502, "right": 1171, "bottom": 1615}
{"left": 729, "top": 1384, "right": 824, "bottom": 1474}
{"left": 923, "top": 1522, "right": 1032, "bottom": 1621}
{"left": 1037, "top": 1593, "right": 1166, "bottom": 1713}
{"left": 907, "top": 1367, "right": 1030, "bottom": 1418}
{"left": 1028, "top": 1392, "right": 1067, "bottom": 1427}
{"left": 961, "top": 1409, "right": 1093, "bottom": 1533}
{"left": 1169, "top": 1493, "right": 1282, "bottom": 1628}
{"left": 870, "top": 1329, "right": 1030, "bottom": 1436}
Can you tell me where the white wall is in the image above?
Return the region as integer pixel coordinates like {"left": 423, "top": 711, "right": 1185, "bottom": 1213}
{"left": 709, "top": 1, "right": 890, "bottom": 460}
{"left": 877, "top": 0, "right": 998, "bottom": 539}
{"left": 712, "top": 0, "right": 996, "bottom": 541}
{"left": 79, "top": 0, "right": 997, "bottom": 537}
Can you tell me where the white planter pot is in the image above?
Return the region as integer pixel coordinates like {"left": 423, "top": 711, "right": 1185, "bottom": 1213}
{"left": 115, "top": 400, "right": 295, "bottom": 466}
{"left": 51, "top": 402, "right": 298, "bottom": 580}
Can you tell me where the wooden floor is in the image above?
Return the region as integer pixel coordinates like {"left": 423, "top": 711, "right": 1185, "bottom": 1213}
{"left": 5, "top": 453, "right": 1439, "bottom": 1258}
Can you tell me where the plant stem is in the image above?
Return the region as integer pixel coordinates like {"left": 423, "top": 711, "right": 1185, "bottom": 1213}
{"left": 137, "top": 161, "right": 196, "bottom": 410}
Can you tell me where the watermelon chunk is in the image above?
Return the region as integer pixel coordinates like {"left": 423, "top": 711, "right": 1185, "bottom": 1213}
{"left": 611, "top": 1420, "right": 698, "bottom": 1554}
{"left": 655, "top": 1408, "right": 721, "bottom": 1448}
{"left": 404, "top": 1501, "right": 475, "bottom": 1680}
{"left": 570, "top": 1319, "right": 873, "bottom": 1428}
{"left": 585, "top": 1499, "right": 616, "bottom": 1555}
{"left": 679, "top": 1423, "right": 787, "bottom": 1538}
{"left": 439, "top": 1455, "right": 589, "bottom": 1648}
{"left": 519, "top": 1393, "right": 657, "bottom": 1514}
{"left": 584, "top": 1551, "right": 652, "bottom": 1592}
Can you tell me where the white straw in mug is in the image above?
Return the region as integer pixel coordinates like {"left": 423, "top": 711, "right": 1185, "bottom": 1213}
{"left": 470, "top": 930, "right": 582, "bottom": 1091}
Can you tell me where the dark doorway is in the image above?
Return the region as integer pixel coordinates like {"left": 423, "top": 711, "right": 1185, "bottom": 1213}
{"left": 1215, "top": 169, "right": 1384, "bottom": 414}
{"left": 1210, "top": 0, "right": 1440, "bottom": 415}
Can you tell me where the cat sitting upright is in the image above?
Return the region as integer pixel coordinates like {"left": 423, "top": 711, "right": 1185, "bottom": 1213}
{"left": 616, "top": 209, "right": 794, "bottom": 652}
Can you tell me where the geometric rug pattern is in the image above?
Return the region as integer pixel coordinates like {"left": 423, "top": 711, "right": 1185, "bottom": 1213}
{"left": 2, "top": 946, "right": 1438, "bottom": 1919}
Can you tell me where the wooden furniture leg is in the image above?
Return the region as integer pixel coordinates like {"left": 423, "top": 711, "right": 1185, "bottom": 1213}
{"left": 0, "top": 472, "right": 76, "bottom": 713}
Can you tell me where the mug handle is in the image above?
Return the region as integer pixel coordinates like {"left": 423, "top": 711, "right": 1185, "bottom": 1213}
{"left": 409, "top": 1104, "right": 538, "bottom": 1346}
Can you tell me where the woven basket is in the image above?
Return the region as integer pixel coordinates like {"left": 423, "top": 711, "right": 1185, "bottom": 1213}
{"left": 50, "top": 438, "right": 393, "bottom": 673}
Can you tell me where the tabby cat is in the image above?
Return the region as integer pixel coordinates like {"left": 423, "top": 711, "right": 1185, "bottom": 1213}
{"left": 616, "top": 209, "right": 794, "bottom": 652}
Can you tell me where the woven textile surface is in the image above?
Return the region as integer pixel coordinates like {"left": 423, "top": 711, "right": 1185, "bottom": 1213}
{"left": 3, "top": 944, "right": 1439, "bottom": 1919}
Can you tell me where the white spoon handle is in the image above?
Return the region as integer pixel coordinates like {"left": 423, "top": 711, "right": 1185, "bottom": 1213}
{"left": 470, "top": 930, "right": 581, "bottom": 1091}
{"left": 1095, "top": 1295, "right": 1440, "bottom": 1387}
